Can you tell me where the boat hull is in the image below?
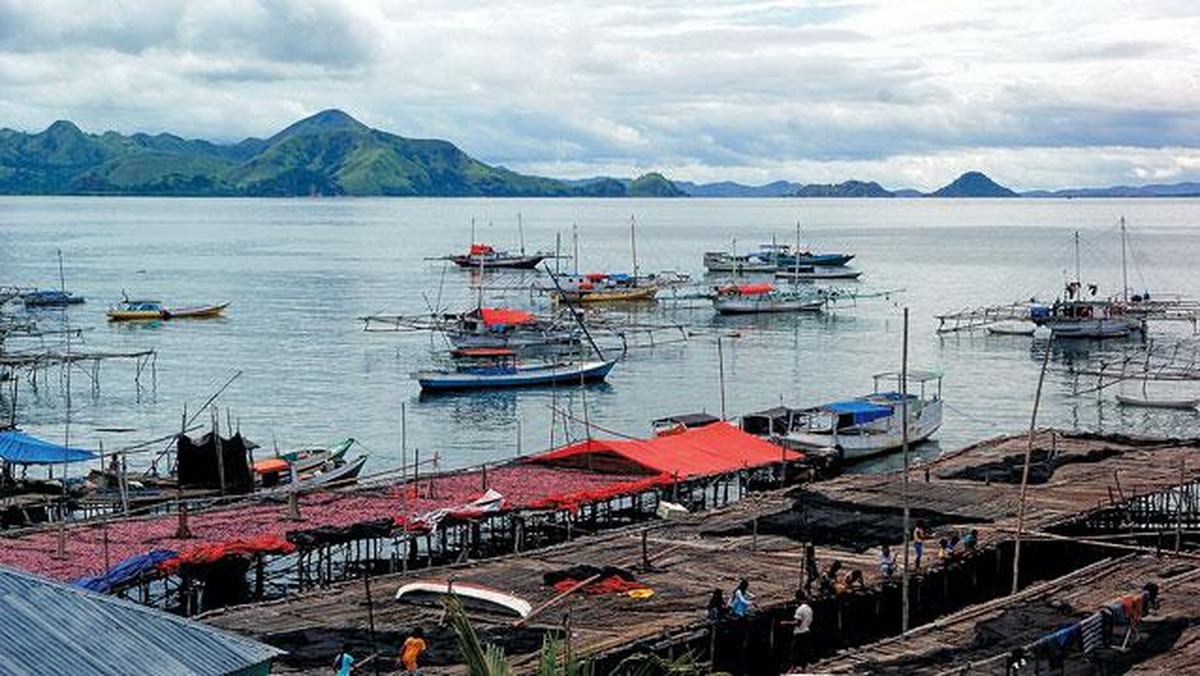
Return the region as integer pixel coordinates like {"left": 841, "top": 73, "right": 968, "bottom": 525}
{"left": 452, "top": 255, "right": 547, "bottom": 269}
{"left": 713, "top": 297, "right": 824, "bottom": 314}
{"left": 556, "top": 287, "right": 657, "bottom": 303}
{"left": 774, "top": 270, "right": 862, "bottom": 281}
{"left": 416, "top": 359, "right": 616, "bottom": 391}
{"left": 773, "top": 253, "right": 855, "bottom": 267}
{"left": 396, "top": 581, "right": 533, "bottom": 618}
{"left": 1116, "top": 394, "right": 1199, "bottom": 410}
{"left": 1044, "top": 317, "right": 1141, "bottom": 339}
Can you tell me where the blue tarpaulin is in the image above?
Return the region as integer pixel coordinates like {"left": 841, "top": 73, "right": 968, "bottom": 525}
{"left": 0, "top": 430, "right": 97, "bottom": 465}
{"left": 72, "top": 549, "right": 178, "bottom": 593}
{"left": 825, "top": 400, "right": 893, "bottom": 425}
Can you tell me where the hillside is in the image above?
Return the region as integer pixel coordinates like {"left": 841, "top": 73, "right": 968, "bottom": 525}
{"left": 930, "top": 171, "right": 1017, "bottom": 197}
{"left": 0, "top": 111, "right": 669, "bottom": 197}
{"left": 794, "top": 180, "right": 894, "bottom": 198}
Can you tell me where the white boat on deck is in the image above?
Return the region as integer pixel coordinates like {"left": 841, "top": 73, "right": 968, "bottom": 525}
{"left": 743, "top": 370, "right": 943, "bottom": 460}
{"left": 395, "top": 581, "right": 533, "bottom": 618}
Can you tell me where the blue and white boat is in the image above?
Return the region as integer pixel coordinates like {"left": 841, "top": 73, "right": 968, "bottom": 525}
{"left": 414, "top": 348, "right": 617, "bottom": 391}
{"left": 743, "top": 371, "right": 943, "bottom": 460}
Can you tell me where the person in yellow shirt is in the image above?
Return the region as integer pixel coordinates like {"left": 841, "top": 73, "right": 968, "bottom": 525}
{"left": 401, "top": 627, "right": 426, "bottom": 674}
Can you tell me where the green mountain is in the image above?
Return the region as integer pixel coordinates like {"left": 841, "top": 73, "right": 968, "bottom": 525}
{"left": 931, "top": 171, "right": 1017, "bottom": 197}
{"left": 794, "top": 180, "right": 894, "bottom": 197}
{"left": 0, "top": 110, "right": 680, "bottom": 197}
{"left": 628, "top": 172, "right": 686, "bottom": 197}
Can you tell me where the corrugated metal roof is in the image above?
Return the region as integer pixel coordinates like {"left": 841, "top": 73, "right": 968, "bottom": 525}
{"left": 0, "top": 564, "right": 283, "bottom": 675}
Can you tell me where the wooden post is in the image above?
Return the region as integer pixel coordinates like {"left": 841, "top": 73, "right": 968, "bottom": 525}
{"left": 901, "top": 307, "right": 911, "bottom": 635}
{"left": 641, "top": 527, "right": 650, "bottom": 571}
{"left": 1012, "top": 335, "right": 1053, "bottom": 595}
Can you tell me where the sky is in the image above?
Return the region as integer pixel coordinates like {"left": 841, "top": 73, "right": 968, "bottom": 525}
{"left": 0, "top": 0, "right": 1198, "bottom": 190}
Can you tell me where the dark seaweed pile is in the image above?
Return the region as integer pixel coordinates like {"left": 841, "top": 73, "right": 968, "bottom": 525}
{"left": 941, "top": 448, "right": 1122, "bottom": 485}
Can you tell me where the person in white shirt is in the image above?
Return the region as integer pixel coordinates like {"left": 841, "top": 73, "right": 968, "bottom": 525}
{"left": 783, "top": 589, "right": 813, "bottom": 667}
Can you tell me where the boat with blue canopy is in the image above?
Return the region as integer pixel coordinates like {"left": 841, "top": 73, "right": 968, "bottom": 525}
{"left": 742, "top": 370, "right": 943, "bottom": 459}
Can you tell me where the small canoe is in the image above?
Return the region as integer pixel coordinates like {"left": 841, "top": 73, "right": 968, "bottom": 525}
{"left": 395, "top": 581, "right": 533, "bottom": 618}
{"left": 107, "top": 300, "right": 229, "bottom": 321}
{"left": 164, "top": 302, "right": 230, "bottom": 319}
{"left": 555, "top": 286, "right": 657, "bottom": 304}
{"left": 1116, "top": 394, "right": 1200, "bottom": 410}
{"left": 987, "top": 322, "right": 1036, "bottom": 336}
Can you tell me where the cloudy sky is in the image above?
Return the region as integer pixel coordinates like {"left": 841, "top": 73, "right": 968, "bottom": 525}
{"left": 1, "top": 0, "right": 1198, "bottom": 190}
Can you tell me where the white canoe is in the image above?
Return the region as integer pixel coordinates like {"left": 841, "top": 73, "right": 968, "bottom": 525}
{"left": 1116, "top": 394, "right": 1200, "bottom": 410}
{"left": 395, "top": 581, "right": 533, "bottom": 618}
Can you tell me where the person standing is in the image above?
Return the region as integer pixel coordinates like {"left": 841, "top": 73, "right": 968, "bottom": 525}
{"left": 783, "top": 590, "right": 813, "bottom": 668}
{"left": 401, "top": 627, "right": 427, "bottom": 675}
{"left": 913, "top": 521, "right": 927, "bottom": 570}
{"left": 729, "top": 579, "right": 755, "bottom": 617}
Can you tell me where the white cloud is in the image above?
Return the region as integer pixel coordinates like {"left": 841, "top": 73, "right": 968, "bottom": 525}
{"left": 0, "top": 0, "right": 1198, "bottom": 188}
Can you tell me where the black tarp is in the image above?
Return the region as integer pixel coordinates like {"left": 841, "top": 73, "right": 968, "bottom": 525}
{"left": 176, "top": 432, "right": 253, "bottom": 494}
{"left": 285, "top": 518, "right": 394, "bottom": 548}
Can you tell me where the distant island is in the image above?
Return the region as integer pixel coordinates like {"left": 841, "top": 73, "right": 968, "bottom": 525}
{"left": 1, "top": 109, "right": 1197, "bottom": 198}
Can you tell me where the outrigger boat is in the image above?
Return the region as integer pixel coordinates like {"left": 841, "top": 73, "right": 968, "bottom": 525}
{"left": 257, "top": 454, "right": 369, "bottom": 491}
{"left": 414, "top": 348, "right": 617, "bottom": 391}
{"left": 106, "top": 299, "right": 230, "bottom": 322}
{"left": 22, "top": 289, "right": 85, "bottom": 307}
{"left": 552, "top": 273, "right": 658, "bottom": 304}
{"left": 444, "top": 307, "right": 578, "bottom": 349}
{"left": 756, "top": 242, "right": 854, "bottom": 268}
{"left": 254, "top": 437, "right": 357, "bottom": 475}
{"left": 712, "top": 283, "right": 824, "bottom": 314}
{"left": 703, "top": 251, "right": 778, "bottom": 274}
{"left": 743, "top": 370, "right": 943, "bottom": 459}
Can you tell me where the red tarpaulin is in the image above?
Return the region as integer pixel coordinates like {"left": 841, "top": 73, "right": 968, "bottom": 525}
{"left": 479, "top": 307, "right": 535, "bottom": 327}
{"left": 529, "top": 422, "right": 800, "bottom": 479}
{"left": 719, "top": 283, "right": 774, "bottom": 296}
{"left": 469, "top": 243, "right": 495, "bottom": 255}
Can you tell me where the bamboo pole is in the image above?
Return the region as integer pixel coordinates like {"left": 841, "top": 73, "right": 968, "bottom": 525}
{"left": 1012, "top": 335, "right": 1053, "bottom": 594}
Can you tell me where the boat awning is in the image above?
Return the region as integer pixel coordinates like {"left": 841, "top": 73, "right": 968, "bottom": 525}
{"left": 530, "top": 422, "right": 801, "bottom": 479}
{"left": 480, "top": 308, "right": 535, "bottom": 327}
{"left": 825, "top": 400, "right": 893, "bottom": 425}
{"left": 469, "top": 243, "right": 495, "bottom": 255}
{"left": 0, "top": 430, "right": 97, "bottom": 465}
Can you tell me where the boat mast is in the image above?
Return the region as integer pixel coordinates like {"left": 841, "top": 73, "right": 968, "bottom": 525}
{"left": 470, "top": 217, "right": 476, "bottom": 246}
{"left": 572, "top": 223, "right": 580, "bottom": 275}
{"left": 900, "top": 307, "right": 911, "bottom": 635}
{"left": 518, "top": 212, "right": 526, "bottom": 255}
{"left": 794, "top": 220, "right": 801, "bottom": 279}
{"left": 1120, "top": 216, "right": 1128, "bottom": 302}
{"left": 1073, "top": 230, "right": 1081, "bottom": 286}
{"left": 630, "top": 215, "right": 639, "bottom": 281}
{"left": 57, "top": 249, "right": 66, "bottom": 293}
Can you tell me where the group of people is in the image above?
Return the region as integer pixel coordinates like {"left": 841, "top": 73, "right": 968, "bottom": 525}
{"left": 332, "top": 628, "right": 427, "bottom": 675}
{"left": 707, "top": 578, "right": 758, "bottom": 621}
{"left": 706, "top": 580, "right": 815, "bottom": 668}
{"left": 910, "top": 521, "right": 980, "bottom": 572}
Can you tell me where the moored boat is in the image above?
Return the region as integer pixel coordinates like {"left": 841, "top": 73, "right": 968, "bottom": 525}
{"left": 415, "top": 348, "right": 617, "bottom": 391}
{"left": 743, "top": 370, "right": 943, "bottom": 459}
{"left": 712, "top": 283, "right": 824, "bottom": 314}
{"left": 703, "top": 251, "right": 778, "bottom": 274}
{"left": 551, "top": 273, "right": 658, "bottom": 304}
{"left": 450, "top": 243, "right": 548, "bottom": 269}
{"left": 774, "top": 266, "right": 863, "bottom": 282}
{"left": 22, "top": 289, "right": 85, "bottom": 307}
{"left": 107, "top": 299, "right": 230, "bottom": 322}
{"left": 1115, "top": 393, "right": 1199, "bottom": 410}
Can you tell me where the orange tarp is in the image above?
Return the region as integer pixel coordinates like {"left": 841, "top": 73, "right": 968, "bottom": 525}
{"left": 529, "top": 422, "right": 800, "bottom": 479}
{"left": 480, "top": 307, "right": 535, "bottom": 326}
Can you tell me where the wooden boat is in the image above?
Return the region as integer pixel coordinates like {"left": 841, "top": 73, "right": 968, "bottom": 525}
{"left": 445, "top": 307, "right": 578, "bottom": 349}
{"left": 254, "top": 438, "right": 356, "bottom": 475}
{"left": 395, "top": 581, "right": 533, "bottom": 618}
{"left": 986, "top": 321, "right": 1036, "bottom": 336}
{"left": 259, "top": 454, "right": 368, "bottom": 491}
{"left": 551, "top": 273, "right": 658, "bottom": 304}
{"left": 414, "top": 349, "right": 617, "bottom": 391}
{"left": 1116, "top": 394, "right": 1200, "bottom": 410}
{"left": 107, "top": 299, "right": 230, "bottom": 321}
{"left": 774, "top": 266, "right": 863, "bottom": 282}
{"left": 755, "top": 242, "right": 854, "bottom": 268}
{"left": 450, "top": 243, "right": 547, "bottom": 269}
{"left": 712, "top": 284, "right": 824, "bottom": 314}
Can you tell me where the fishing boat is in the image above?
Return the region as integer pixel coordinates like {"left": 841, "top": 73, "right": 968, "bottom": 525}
{"left": 703, "top": 251, "right": 778, "bottom": 274}
{"left": 22, "top": 289, "right": 85, "bottom": 307}
{"left": 552, "top": 273, "right": 658, "bottom": 304}
{"left": 774, "top": 266, "right": 863, "bottom": 282}
{"left": 754, "top": 242, "right": 854, "bottom": 268}
{"left": 254, "top": 438, "right": 357, "bottom": 475}
{"left": 414, "top": 348, "right": 617, "bottom": 391}
{"left": 744, "top": 370, "right": 943, "bottom": 459}
{"left": 395, "top": 581, "right": 533, "bottom": 618}
{"left": 450, "top": 243, "right": 548, "bottom": 269}
{"left": 711, "top": 283, "right": 824, "bottom": 314}
{"left": 106, "top": 299, "right": 230, "bottom": 322}
{"left": 444, "top": 307, "right": 578, "bottom": 349}
{"left": 1033, "top": 294, "right": 1142, "bottom": 339}
{"left": 258, "top": 454, "right": 368, "bottom": 491}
